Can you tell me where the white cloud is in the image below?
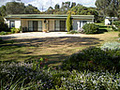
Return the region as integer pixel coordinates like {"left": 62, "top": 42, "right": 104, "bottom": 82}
{"left": 27, "top": 0, "right": 96, "bottom": 11}
{"left": 0, "top": 0, "right": 13, "bottom": 6}
{"left": 0, "top": 0, "right": 96, "bottom": 11}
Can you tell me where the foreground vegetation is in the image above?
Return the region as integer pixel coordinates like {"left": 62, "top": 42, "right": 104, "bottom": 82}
{"left": 0, "top": 43, "right": 120, "bottom": 89}
{"left": 1, "top": 62, "right": 120, "bottom": 89}
{"left": 0, "top": 23, "right": 120, "bottom": 89}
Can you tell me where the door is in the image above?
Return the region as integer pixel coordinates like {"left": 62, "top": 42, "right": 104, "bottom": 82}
{"left": 38, "top": 21, "right": 42, "bottom": 31}
{"left": 55, "top": 20, "right": 60, "bottom": 31}
{"left": 33, "top": 21, "right": 38, "bottom": 31}
{"left": 49, "top": 20, "right": 54, "bottom": 31}
{"left": 60, "top": 20, "right": 66, "bottom": 31}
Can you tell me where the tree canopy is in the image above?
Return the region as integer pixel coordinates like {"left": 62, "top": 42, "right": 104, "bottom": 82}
{"left": 95, "top": 0, "right": 119, "bottom": 17}
{"left": 0, "top": 2, "right": 40, "bottom": 16}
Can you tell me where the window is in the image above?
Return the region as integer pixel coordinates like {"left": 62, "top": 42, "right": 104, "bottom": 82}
{"left": 83, "top": 21, "right": 87, "bottom": 25}
{"left": 10, "top": 21, "right": 15, "bottom": 28}
{"left": 55, "top": 20, "right": 60, "bottom": 31}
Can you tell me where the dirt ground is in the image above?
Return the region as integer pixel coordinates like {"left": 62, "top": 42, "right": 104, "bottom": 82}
{"left": 0, "top": 32, "right": 119, "bottom": 66}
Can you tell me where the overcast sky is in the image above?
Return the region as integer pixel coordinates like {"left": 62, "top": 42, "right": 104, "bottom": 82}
{"left": 0, "top": 0, "right": 96, "bottom": 11}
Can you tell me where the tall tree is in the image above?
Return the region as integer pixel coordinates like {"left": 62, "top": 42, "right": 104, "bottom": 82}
{"left": 46, "top": 6, "right": 54, "bottom": 14}
{"left": 71, "top": 2, "right": 76, "bottom": 8}
{"left": 66, "top": 13, "right": 72, "bottom": 32}
{"left": 6, "top": 2, "right": 25, "bottom": 14}
{"left": 55, "top": 4, "right": 60, "bottom": 10}
{"left": 95, "top": 0, "right": 119, "bottom": 17}
{"left": 0, "top": 5, "right": 6, "bottom": 16}
{"left": 24, "top": 4, "right": 40, "bottom": 14}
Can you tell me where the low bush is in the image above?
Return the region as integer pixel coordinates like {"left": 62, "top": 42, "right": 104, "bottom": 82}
{"left": 119, "top": 33, "right": 120, "bottom": 37}
{"left": 0, "top": 31, "right": 12, "bottom": 35}
{"left": 82, "top": 23, "right": 99, "bottom": 34}
{"left": 0, "top": 61, "right": 54, "bottom": 89}
{"left": 11, "top": 27, "right": 20, "bottom": 33}
{"left": 1, "top": 61, "right": 120, "bottom": 90}
{"left": 112, "top": 25, "right": 119, "bottom": 31}
{"left": 67, "top": 30, "right": 80, "bottom": 34}
{"left": 62, "top": 46, "right": 120, "bottom": 72}
{"left": 101, "top": 42, "right": 120, "bottom": 51}
{"left": 113, "top": 21, "right": 120, "bottom": 31}
{"left": 0, "top": 22, "right": 10, "bottom": 32}
{"left": 0, "top": 31, "right": 7, "bottom": 35}
{"left": 57, "top": 70, "right": 120, "bottom": 90}
{"left": 0, "top": 37, "right": 2, "bottom": 42}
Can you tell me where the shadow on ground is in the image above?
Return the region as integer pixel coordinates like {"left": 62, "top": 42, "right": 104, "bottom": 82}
{"left": 0, "top": 36, "right": 102, "bottom": 47}
{"left": 0, "top": 36, "right": 103, "bottom": 66}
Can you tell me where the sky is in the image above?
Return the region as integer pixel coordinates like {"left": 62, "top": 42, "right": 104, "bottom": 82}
{"left": 0, "top": 0, "right": 96, "bottom": 11}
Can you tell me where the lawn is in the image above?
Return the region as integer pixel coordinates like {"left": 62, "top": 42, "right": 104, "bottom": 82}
{"left": 0, "top": 31, "right": 119, "bottom": 66}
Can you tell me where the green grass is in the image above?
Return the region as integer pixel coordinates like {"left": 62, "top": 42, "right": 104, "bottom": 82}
{"left": 0, "top": 29, "right": 119, "bottom": 66}
{"left": 95, "top": 22, "right": 113, "bottom": 31}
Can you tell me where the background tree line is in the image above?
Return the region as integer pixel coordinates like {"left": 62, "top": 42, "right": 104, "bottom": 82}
{"left": 0, "top": 2, "right": 40, "bottom": 22}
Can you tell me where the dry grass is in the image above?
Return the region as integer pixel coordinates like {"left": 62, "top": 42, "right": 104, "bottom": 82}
{"left": 0, "top": 31, "right": 119, "bottom": 66}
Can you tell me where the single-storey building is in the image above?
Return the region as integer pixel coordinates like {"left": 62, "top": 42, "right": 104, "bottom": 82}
{"left": 105, "top": 17, "right": 118, "bottom": 25}
{"left": 5, "top": 14, "right": 94, "bottom": 32}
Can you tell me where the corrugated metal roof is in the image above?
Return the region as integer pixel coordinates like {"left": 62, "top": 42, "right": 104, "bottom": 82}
{"left": 5, "top": 14, "right": 94, "bottom": 20}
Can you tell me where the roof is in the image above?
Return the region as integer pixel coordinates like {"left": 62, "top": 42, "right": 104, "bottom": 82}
{"left": 105, "top": 17, "right": 118, "bottom": 20}
{"left": 5, "top": 14, "right": 94, "bottom": 20}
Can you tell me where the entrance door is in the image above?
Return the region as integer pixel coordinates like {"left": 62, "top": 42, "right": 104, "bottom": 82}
{"left": 33, "top": 21, "right": 38, "bottom": 31}
{"left": 60, "top": 20, "right": 66, "bottom": 31}
{"left": 49, "top": 20, "right": 54, "bottom": 31}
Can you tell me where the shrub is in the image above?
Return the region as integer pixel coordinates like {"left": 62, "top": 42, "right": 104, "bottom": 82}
{"left": 1, "top": 61, "right": 120, "bottom": 89}
{"left": 11, "top": 27, "right": 15, "bottom": 33}
{"left": 0, "top": 37, "right": 2, "bottom": 42}
{"left": 11, "top": 27, "right": 20, "bottom": 33}
{"left": 112, "top": 25, "right": 119, "bottom": 31}
{"left": 62, "top": 46, "right": 120, "bottom": 72}
{"left": 0, "top": 22, "right": 9, "bottom": 32}
{"left": 66, "top": 13, "right": 72, "bottom": 32}
{"left": 119, "top": 33, "right": 120, "bottom": 37}
{"left": 113, "top": 21, "right": 120, "bottom": 31}
{"left": 0, "top": 61, "right": 54, "bottom": 89}
{"left": 67, "top": 30, "right": 80, "bottom": 34}
{"left": 57, "top": 70, "right": 120, "bottom": 90}
{"left": 101, "top": 42, "right": 120, "bottom": 51}
{"left": 0, "top": 31, "right": 7, "bottom": 35}
{"left": 82, "top": 23, "right": 99, "bottom": 34}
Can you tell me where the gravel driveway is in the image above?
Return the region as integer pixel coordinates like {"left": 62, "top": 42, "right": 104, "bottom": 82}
{"left": 0, "top": 32, "right": 89, "bottom": 40}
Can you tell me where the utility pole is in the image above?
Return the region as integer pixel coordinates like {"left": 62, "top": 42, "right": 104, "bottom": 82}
{"left": 42, "top": 5, "right": 44, "bottom": 12}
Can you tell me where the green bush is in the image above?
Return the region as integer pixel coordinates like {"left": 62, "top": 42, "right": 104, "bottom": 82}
{"left": 62, "top": 47, "right": 120, "bottom": 72}
{"left": 0, "top": 37, "right": 2, "bottom": 41}
{"left": 101, "top": 42, "right": 120, "bottom": 51}
{"left": 0, "top": 61, "right": 54, "bottom": 89}
{"left": 1, "top": 61, "right": 120, "bottom": 89}
{"left": 66, "top": 13, "right": 72, "bottom": 32}
{"left": 57, "top": 70, "right": 120, "bottom": 90}
{"left": 112, "top": 21, "right": 120, "bottom": 31}
{"left": 0, "top": 31, "right": 7, "bottom": 35}
{"left": 67, "top": 30, "right": 80, "bottom": 34}
{"left": 11, "top": 27, "right": 20, "bottom": 33}
{"left": 0, "top": 22, "right": 9, "bottom": 32}
{"left": 119, "top": 33, "right": 120, "bottom": 37}
{"left": 82, "top": 23, "right": 99, "bottom": 34}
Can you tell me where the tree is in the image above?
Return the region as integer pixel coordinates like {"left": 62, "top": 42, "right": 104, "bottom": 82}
{"left": 55, "top": 4, "right": 60, "bottom": 10}
{"left": 6, "top": 2, "right": 25, "bottom": 14}
{"left": 0, "top": 5, "right": 6, "bottom": 16}
{"left": 66, "top": 13, "right": 72, "bottom": 32}
{"left": 71, "top": 2, "right": 76, "bottom": 8}
{"left": 46, "top": 6, "right": 54, "bottom": 14}
{"left": 95, "top": 0, "right": 119, "bottom": 17}
{"left": 24, "top": 4, "right": 40, "bottom": 14}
